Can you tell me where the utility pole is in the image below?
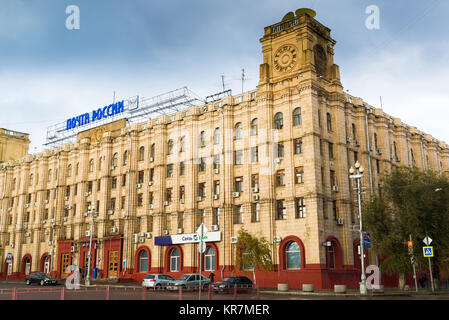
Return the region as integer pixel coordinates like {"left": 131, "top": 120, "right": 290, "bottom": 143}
{"left": 85, "top": 205, "right": 96, "bottom": 286}
{"left": 408, "top": 235, "right": 418, "bottom": 292}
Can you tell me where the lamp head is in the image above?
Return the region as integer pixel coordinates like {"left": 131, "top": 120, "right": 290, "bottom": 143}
{"left": 359, "top": 166, "right": 365, "bottom": 174}
{"left": 349, "top": 167, "right": 355, "bottom": 174}
{"left": 355, "top": 161, "right": 361, "bottom": 169}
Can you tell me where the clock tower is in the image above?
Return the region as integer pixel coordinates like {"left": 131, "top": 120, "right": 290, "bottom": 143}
{"left": 258, "top": 8, "right": 342, "bottom": 88}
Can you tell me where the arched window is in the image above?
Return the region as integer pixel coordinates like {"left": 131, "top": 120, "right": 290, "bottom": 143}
{"left": 89, "top": 159, "right": 94, "bottom": 172}
{"left": 123, "top": 151, "right": 128, "bottom": 165}
{"left": 112, "top": 153, "right": 118, "bottom": 167}
{"left": 199, "top": 131, "right": 206, "bottom": 147}
{"left": 139, "top": 146, "right": 145, "bottom": 161}
{"left": 139, "top": 250, "right": 149, "bottom": 273}
{"left": 411, "top": 149, "right": 415, "bottom": 166}
{"left": 167, "top": 140, "right": 174, "bottom": 155}
{"left": 327, "top": 244, "right": 335, "bottom": 269}
{"left": 285, "top": 242, "right": 301, "bottom": 270}
{"left": 76, "top": 163, "right": 79, "bottom": 176}
{"left": 352, "top": 123, "right": 357, "bottom": 140}
{"left": 48, "top": 169, "right": 52, "bottom": 181}
{"left": 44, "top": 256, "right": 50, "bottom": 274}
{"left": 213, "top": 128, "right": 220, "bottom": 145}
{"left": 99, "top": 156, "right": 103, "bottom": 170}
{"left": 67, "top": 164, "right": 72, "bottom": 177}
{"left": 234, "top": 123, "right": 243, "bottom": 140}
{"left": 170, "top": 248, "right": 180, "bottom": 272}
{"left": 250, "top": 119, "right": 258, "bottom": 136}
{"left": 23, "top": 256, "right": 31, "bottom": 275}
{"left": 326, "top": 113, "right": 332, "bottom": 131}
{"left": 374, "top": 133, "right": 378, "bottom": 150}
{"left": 292, "top": 108, "right": 302, "bottom": 126}
{"left": 393, "top": 142, "right": 398, "bottom": 158}
{"left": 29, "top": 174, "right": 33, "bottom": 186}
{"left": 274, "top": 112, "right": 283, "bottom": 130}
{"left": 205, "top": 247, "right": 216, "bottom": 271}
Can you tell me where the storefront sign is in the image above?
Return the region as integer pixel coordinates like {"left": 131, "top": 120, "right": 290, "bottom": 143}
{"left": 154, "top": 231, "right": 221, "bottom": 246}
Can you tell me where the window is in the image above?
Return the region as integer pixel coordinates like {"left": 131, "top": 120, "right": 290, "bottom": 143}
{"left": 138, "top": 171, "right": 144, "bottom": 184}
{"left": 48, "top": 169, "right": 52, "bottom": 181}
{"left": 123, "top": 151, "right": 128, "bottom": 165}
{"left": 198, "top": 182, "right": 206, "bottom": 197}
{"left": 179, "top": 186, "right": 185, "bottom": 202}
{"left": 251, "top": 174, "right": 259, "bottom": 190}
{"left": 276, "top": 170, "right": 285, "bottom": 186}
{"left": 234, "top": 205, "right": 243, "bottom": 224}
{"left": 251, "top": 146, "right": 258, "bottom": 163}
{"left": 170, "top": 248, "right": 180, "bottom": 272}
{"left": 180, "top": 161, "right": 185, "bottom": 175}
{"left": 326, "top": 113, "right": 332, "bottom": 131}
{"left": 87, "top": 181, "right": 93, "bottom": 193}
{"left": 293, "top": 108, "right": 302, "bottom": 126}
{"left": 374, "top": 133, "right": 378, "bottom": 150}
{"left": 121, "top": 196, "right": 126, "bottom": 209}
{"left": 212, "top": 208, "right": 220, "bottom": 225}
{"left": 197, "top": 209, "right": 205, "bottom": 227}
{"left": 234, "top": 177, "right": 243, "bottom": 192}
{"left": 110, "top": 198, "right": 116, "bottom": 211}
{"left": 234, "top": 150, "right": 243, "bottom": 165}
{"left": 166, "top": 188, "right": 172, "bottom": 203}
{"left": 111, "top": 176, "right": 117, "bottom": 189}
{"left": 137, "top": 193, "right": 143, "bottom": 207}
{"left": 295, "top": 167, "right": 304, "bottom": 184}
{"left": 294, "top": 138, "right": 303, "bottom": 154}
{"left": 88, "top": 159, "right": 94, "bottom": 172}
{"left": 286, "top": 242, "right": 301, "bottom": 269}
{"left": 250, "top": 118, "right": 258, "bottom": 136}
{"left": 112, "top": 153, "right": 118, "bottom": 167}
{"left": 276, "top": 200, "right": 286, "bottom": 220}
{"left": 139, "top": 250, "right": 149, "bottom": 273}
{"left": 295, "top": 198, "right": 306, "bottom": 218}
{"left": 180, "top": 136, "right": 186, "bottom": 152}
{"left": 148, "top": 192, "right": 153, "bottom": 206}
{"left": 149, "top": 168, "right": 154, "bottom": 182}
{"left": 150, "top": 144, "right": 155, "bottom": 159}
{"left": 167, "top": 164, "right": 174, "bottom": 178}
{"left": 234, "top": 122, "right": 243, "bottom": 140}
{"left": 274, "top": 112, "right": 283, "bottom": 129}
{"left": 213, "top": 128, "right": 220, "bottom": 145}
{"left": 199, "top": 158, "right": 206, "bottom": 172}
{"left": 200, "top": 131, "right": 206, "bottom": 147}
{"left": 65, "top": 186, "right": 70, "bottom": 197}
{"left": 276, "top": 142, "right": 284, "bottom": 158}
{"left": 330, "top": 170, "right": 336, "bottom": 187}
{"left": 122, "top": 174, "right": 127, "bottom": 187}
{"left": 213, "top": 180, "right": 220, "bottom": 195}
{"left": 167, "top": 140, "right": 174, "bottom": 155}
{"left": 328, "top": 143, "right": 334, "bottom": 160}
{"left": 139, "top": 146, "right": 145, "bottom": 161}
{"left": 76, "top": 163, "right": 79, "bottom": 176}
{"left": 67, "top": 164, "right": 72, "bottom": 177}
{"left": 178, "top": 212, "right": 184, "bottom": 229}
{"left": 327, "top": 243, "right": 335, "bottom": 269}
{"left": 332, "top": 200, "right": 338, "bottom": 220}
{"left": 29, "top": 174, "right": 33, "bottom": 186}
{"left": 205, "top": 247, "right": 216, "bottom": 271}
{"left": 213, "top": 155, "right": 220, "bottom": 170}
{"left": 251, "top": 203, "right": 260, "bottom": 222}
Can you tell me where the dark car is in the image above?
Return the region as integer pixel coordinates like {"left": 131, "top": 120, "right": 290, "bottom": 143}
{"left": 25, "top": 273, "right": 57, "bottom": 286}
{"left": 211, "top": 276, "right": 253, "bottom": 293}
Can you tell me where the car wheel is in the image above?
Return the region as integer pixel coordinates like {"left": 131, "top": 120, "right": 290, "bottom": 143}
{"left": 40, "top": 280, "right": 45, "bottom": 286}
{"left": 26, "top": 279, "right": 31, "bottom": 285}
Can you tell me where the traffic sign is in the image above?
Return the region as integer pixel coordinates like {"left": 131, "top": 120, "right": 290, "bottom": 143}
{"left": 198, "top": 241, "right": 206, "bottom": 253}
{"left": 196, "top": 223, "right": 208, "bottom": 237}
{"left": 322, "top": 241, "right": 332, "bottom": 247}
{"left": 423, "top": 246, "right": 433, "bottom": 257}
{"left": 363, "top": 232, "right": 371, "bottom": 249}
{"left": 423, "top": 236, "right": 432, "bottom": 246}
{"left": 6, "top": 253, "right": 12, "bottom": 262}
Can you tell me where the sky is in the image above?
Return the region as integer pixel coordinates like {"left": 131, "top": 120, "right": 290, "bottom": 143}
{"left": 1, "top": 0, "right": 448, "bottom": 153}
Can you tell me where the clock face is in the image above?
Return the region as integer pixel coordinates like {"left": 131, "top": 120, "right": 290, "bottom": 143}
{"left": 93, "top": 127, "right": 105, "bottom": 142}
{"left": 274, "top": 44, "right": 298, "bottom": 73}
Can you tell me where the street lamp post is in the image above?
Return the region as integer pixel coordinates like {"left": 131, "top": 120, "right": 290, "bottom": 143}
{"left": 349, "top": 161, "right": 367, "bottom": 295}
{"left": 85, "top": 205, "right": 96, "bottom": 286}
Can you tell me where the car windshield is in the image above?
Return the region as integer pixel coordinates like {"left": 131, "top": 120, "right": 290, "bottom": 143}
{"left": 144, "top": 275, "right": 155, "bottom": 280}
{"left": 178, "top": 275, "right": 190, "bottom": 280}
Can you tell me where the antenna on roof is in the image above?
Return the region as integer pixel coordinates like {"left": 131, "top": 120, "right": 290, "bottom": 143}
{"left": 380, "top": 96, "right": 383, "bottom": 110}
{"left": 241, "top": 68, "right": 246, "bottom": 94}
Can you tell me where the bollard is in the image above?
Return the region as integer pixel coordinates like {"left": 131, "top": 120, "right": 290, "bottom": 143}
{"left": 105, "top": 286, "right": 110, "bottom": 300}
{"left": 208, "top": 284, "right": 212, "bottom": 300}
{"left": 233, "top": 284, "right": 237, "bottom": 300}
{"left": 61, "top": 286, "right": 66, "bottom": 300}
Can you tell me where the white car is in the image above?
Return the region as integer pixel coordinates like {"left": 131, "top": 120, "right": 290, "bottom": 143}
{"left": 142, "top": 274, "right": 174, "bottom": 290}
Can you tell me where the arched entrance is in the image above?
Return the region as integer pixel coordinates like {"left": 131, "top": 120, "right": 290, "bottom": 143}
{"left": 21, "top": 255, "right": 32, "bottom": 276}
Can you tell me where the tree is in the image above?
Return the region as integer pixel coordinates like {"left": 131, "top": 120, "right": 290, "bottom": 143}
{"left": 234, "top": 228, "right": 273, "bottom": 286}
{"left": 364, "top": 166, "right": 449, "bottom": 288}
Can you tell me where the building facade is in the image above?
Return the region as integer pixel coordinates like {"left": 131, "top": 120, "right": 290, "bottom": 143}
{"left": 1, "top": 9, "right": 448, "bottom": 289}
{"left": 0, "top": 128, "right": 30, "bottom": 163}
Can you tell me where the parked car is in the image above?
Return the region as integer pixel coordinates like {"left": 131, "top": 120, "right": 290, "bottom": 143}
{"left": 25, "top": 273, "right": 58, "bottom": 286}
{"left": 211, "top": 276, "right": 253, "bottom": 293}
{"left": 166, "top": 274, "right": 210, "bottom": 290}
{"left": 141, "top": 274, "right": 174, "bottom": 290}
